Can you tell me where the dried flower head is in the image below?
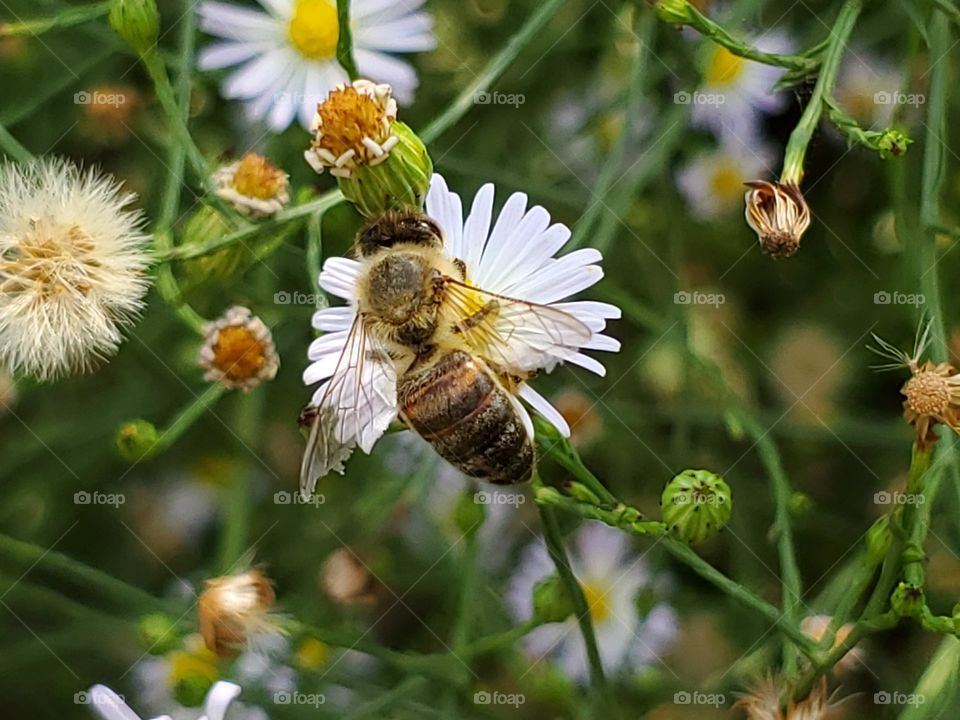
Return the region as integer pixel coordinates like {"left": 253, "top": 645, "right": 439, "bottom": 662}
{"left": 213, "top": 152, "right": 290, "bottom": 217}
{"left": 744, "top": 180, "right": 811, "bottom": 258}
{"left": 197, "top": 568, "right": 278, "bottom": 657}
{"left": 304, "top": 80, "right": 399, "bottom": 178}
{"left": 0, "top": 157, "right": 150, "bottom": 381}
{"left": 198, "top": 306, "right": 279, "bottom": 391}
{"left": 321, "top": 548, "right": 379, "bottom": 607}
{"left": 799, "top": 615, "right": 864, "bottom": 674}
{"left": 552, "top": 389, "right": 603, "bottom": 448}
{"left": 870, "top": 325, "right": 960, "bottom": 450}
{"left": 734, "top": 675, "right": 838, "bottom": 720}
{"left": 80, "top": 85, "right": 141, "bottom": 144}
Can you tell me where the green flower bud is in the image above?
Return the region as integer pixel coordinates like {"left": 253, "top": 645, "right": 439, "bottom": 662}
{"left": 108, "top": 0, "right": 160, "bottom": 56}
{"left": 172, "top": 671, "right": 214, "bottom": 708}
{"left": 115, "top": 419, "right": 159, "bottom": 461}
{"left": 865, "top": 515, "right": 893, "bottom": 564}
{"left": 454, "top": 490, "right": 486, "bottom": 538}
{"left": 891, "top": 581, "right": 925, "bottom": 618}
{"left": 564, "top": 481, "right": 603, "bottom": 505}
{"left": 304, "top": 80, "right": 432, "bottom": 217}
{"left": 875, "top": 129, "right": 912, "bottom": 159}
{"left": 660, "top": 469, "right": 732, "bottom": 544}
{"left": 532, "top": 574, "right": 575, "bottom": 624}
{"left": 652, "top": 0, "right": 695, "bottom": 24}
{"left": 137, "top": 613, "right": 180, "bottom": 655}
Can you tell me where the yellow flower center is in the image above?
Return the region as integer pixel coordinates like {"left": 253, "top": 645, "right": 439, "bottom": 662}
{"left": 582, "top": 582, "right": 612, "bottom": 624}
{"left": 211, "top": 325, "right": 268, "bottom": 382}
{"left": 904, "top": 370, "right": 951, "bottom": 416}
{"left": 295, "top": 638, "right": 331, "bottom": 669}
{"left": 168, "top": 648, "right": 219, "bottom": 686}
{"left": 706, "top": 46, "right": 745, "bottom": 86}
{"left": 315, "top": 85, "right": 390, "bottom": 158}
{"left": 0, "top": 220, "right": 98, "bottom": 298}
{"left": 710, "top": 164, "right": 745, "bottom": 203}
{"left": 231, "top": 153, "right": 287, "bottom": 200}
{"left": 288, "top": 0, "right": 339, "bottom": 60}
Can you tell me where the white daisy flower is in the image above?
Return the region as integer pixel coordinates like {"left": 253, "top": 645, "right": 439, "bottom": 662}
{"left": 506, "top": 522, "right": 678, "bottom": 683}
{"left": 303, "top": 173, "right": 621, "bottom": 477}
{"left": 198, "top": 0, "right": 436, "bottom": 132}
{"left": 833, "top": 53, "right": 902, "bottom": 130}
{"left": 689, "top": 32, "right": 791, "bottom": 143}
{"left": 87, "top": 680, "right": 242, "bottom": 720}
{"left": 676, "top": 142, "right": 774, "bottom": 220}
{"left": 0, "top": 157, "right": 150, "bottom": 381}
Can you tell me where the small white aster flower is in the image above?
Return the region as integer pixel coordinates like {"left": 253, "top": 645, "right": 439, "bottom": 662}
{"left": 690, "top": 32, "right": 791, "bottom": 143}
{"left": 506, "top": 522, "right": 678, "bottom": 683}
{"left": 303, "top": 79, "right": 398, "bottom": 177}
{"left": 676, "top": 143, "right": 774, "bottom": 220}
{"left": 303, "top": 173, "right": 622, "bottom": 472}
{"left": 0, "top": 157, "right": 150, "bottom": 381}
{"left": 87, "top": 680, "right": 242, "bottom": 720}
{"left": 198, "top": 306, "right": 280, "bottom": 391}
{"left": 198, "top": 0, "right": 436, "bottom": 132}
{"left": 213, "top": 152, "right": 289, "bottom": 217}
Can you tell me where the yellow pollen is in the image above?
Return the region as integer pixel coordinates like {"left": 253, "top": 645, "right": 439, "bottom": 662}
{"left": 710, "top": 165, "right": 745, "bottom": 202}
{"left": 211, "top": 325, "right": 268, "bottom": 382}
{"left": 706, "top": 46, "right": 745, "bottom": 86}
{"left": 232, "top": 153, "right": 286, "bottom": 200}
{"left": 288, "top": 0, "right": 339, "bottom": 60}
{"left": 582, "top": 583, "right": 612, "bottom": 624}
{"left": 904, "top": 371, "right": 951, "bottom": 416}
{"left": 316, "top": 86, "right": 389, "bottom": 158}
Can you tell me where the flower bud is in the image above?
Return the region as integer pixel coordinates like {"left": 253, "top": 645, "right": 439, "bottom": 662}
{"left": 304, "top": 80, "right": 432, "bottom": 217}
{"left": 108, "top": 0, "right": 160, "bottom": 56}
{"left": 137, "top": 612, "right": 180, "bottom": 655}
{"left": 865, "top": 515, "right": 893, "bottom": 564}
{"left": 875, "top": 129, "right": 912, "bottom": 159}
{"left": 532, "top": 574, "right": 575, "bottom": 624}
{"left": 651, "top": 0, "right": 695, "bottom": 24}
{"left": 891, "top": 581, "right": 925, "bottom": 618}
{"left": 660, "top": 469, "right": 732, "bottom": 543}
{"left": 744, "top": 180, "right": 811, "bottom": 258}
{"left": 115, "top": 419, "right": 159, "bottom": 461}
{"left": 213, "top": 152, "right": 290, "bottom": 218}
{"left": 198, "top": 307, "right": 280, "bottom": 392}
{"left": 197, "top": 568, "right": 277, "bottom": 657}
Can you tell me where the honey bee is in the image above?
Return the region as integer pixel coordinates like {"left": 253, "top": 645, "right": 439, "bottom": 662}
{"left": 300, "top": 209, "right": 592, "bottom": 492}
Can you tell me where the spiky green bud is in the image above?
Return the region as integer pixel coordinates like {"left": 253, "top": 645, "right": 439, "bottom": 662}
{"left": 891, "top": 581, "right": 925, "bottom": 619}
{"left": 660, "top": 469, "right": 732, "bottom": 543}
{"left": 108, "top": 0, "right": 160, "bottom": 56}
{"left": 115, "top": 419, "right": 159, "bottom": 461}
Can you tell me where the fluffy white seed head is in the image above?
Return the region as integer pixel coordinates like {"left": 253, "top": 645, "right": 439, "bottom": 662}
{"left": 0, "top": 157, "right": 151, "bottom": 381}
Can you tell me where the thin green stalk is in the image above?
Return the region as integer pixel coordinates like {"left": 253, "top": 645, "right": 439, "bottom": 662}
{"left": 459, "top": 618, "right": 539, "bottom": 659}
{"left": 538, "top": 504, "right": 607, "bottom": 693}
{"left": 0, "top": 123, "right": 33, "bottom": 163}
{"left": 933, "top": 0, "right": 960, "bottom": 28}
{"left": 146, "top": 383, "right": 228, "bottom": 459}
{"left": 335, "top": 0, "right": 359, "bottom": 80}
{"left": 306, "top": 210, "right": 325, "bottom": 299}
{"left": 342, "top": 677, "right": 427, "bottom": 720}
{"left": 0, "top": 1, "right": 110, "bottom": 37}
{"left": 420, "top": 0, "right": 565, "bottom": 144}
{"left": 781, "top": 0, "right": 863, "bottom": 183}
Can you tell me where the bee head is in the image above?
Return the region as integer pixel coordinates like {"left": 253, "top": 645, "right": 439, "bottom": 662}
{"left": 356, "top": 210, "right": 443, "bottom": 257}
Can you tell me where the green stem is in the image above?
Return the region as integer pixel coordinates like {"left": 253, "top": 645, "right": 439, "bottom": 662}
{"left": 933, "top": 0, "right": 960, "bottom": 28}
{"left": 147, "top": 383, "right": 227, "bottom": 459}
{"left": 780, "top": 0, "right": 862, "bottom": 183}
{"left": 335, "top": 0, "right": 359, "bottom": 80}
{"left": 0, "top": 1, "right": 110, "bottom": 37}
{"left": 537, "top": 503, "right": 607, "bottom": 693}
{"left": 420, "top": 0, "right": 565, "bottom": 144}
{"left": 459, "top": 618, "right": 540, "bottom": 659}
{"left": 0, "top": 123, "right": 33, "bottom": 163}
{"left": 341, "top": 677, "right": 427, "bottom": 720}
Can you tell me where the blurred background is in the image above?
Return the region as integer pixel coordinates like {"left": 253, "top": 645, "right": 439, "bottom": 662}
{"left": 1, "top": 0, "right": 959, "bottom": 717}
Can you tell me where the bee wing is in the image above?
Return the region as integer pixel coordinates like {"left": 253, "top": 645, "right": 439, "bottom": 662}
{"left": 442, "top": 277, "right": 593, "bottom": 373}
{"left": 300, "top": 314, "right": 398, "bottom": 496}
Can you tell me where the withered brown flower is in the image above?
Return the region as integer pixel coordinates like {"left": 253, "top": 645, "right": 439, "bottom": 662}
{"left": 744, "top": 180, "right": 811, "bottom": 258}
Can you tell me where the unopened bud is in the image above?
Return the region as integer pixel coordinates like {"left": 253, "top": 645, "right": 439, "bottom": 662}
{"left": 108, "top": 0, "right": 160, "bottom": 56}
{"left": 865, "top": 515, "right": 893, "bottom": 564}
{"left": 660, "top": 469, "right": 733, "bottom": 543}
{"left": 891, "top": 581, "right": 925, "bottom": 618}
{"left": 137, "top": 612, "right": 180, "bottom": 655}
{"left": 532, "top": 574, "right": 575, "bottom": 624}
{"left": 115, "top": 419, "right": 159, "bottom": 461}
{"left": 651, "top": 0, "right": 695, "bottom": 24}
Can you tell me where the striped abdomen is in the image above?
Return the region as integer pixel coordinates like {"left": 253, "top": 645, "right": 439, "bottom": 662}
{"left": 398, "top": 349, "right": 533, "bottom": 484}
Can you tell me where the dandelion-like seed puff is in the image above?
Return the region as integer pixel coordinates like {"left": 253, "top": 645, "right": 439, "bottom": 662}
{"left": 0, "top": 157, "right": 151, "bottom": 381}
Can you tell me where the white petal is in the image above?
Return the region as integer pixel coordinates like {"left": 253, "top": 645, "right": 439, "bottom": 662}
{"left": 199, "top": 1, "right": 280, "bottom": 41}
{"left": 318, "top": 257, "right": 362, "bottom": 300}
{"left": 508, "top": 393, "right": 534, "bottom": 440}
{"left": 519, "top": 384, "right": 570, "bottom": 437}
{"left": 87, "top": 686, "right": 142, "bottom": 720}
{"left": 202, "top": 681, "right": 242, "bottom": 720}
{"left": 491, "top": 222, "right": 571, "bottom": 290}
{"left": 473, "top": 191, "right": 528, "bottom": 286}
{"left": 552, "top": 300, "right": 621, "bottom": 321}
{"left": 507, "top": 255, "right": 603, "bottom": 304}
{"left": 222, "top": 48, "right": 290, "bottom": 99}
{"left": 307, "top": 330, "right": 350, "bottom": 360}
{"left": 312, "top": 306, "right": 355, "bottom": 331}
{"left": 566, "top": 352, "right": 607, "bottom": 376}
{"left": 267, "top": 62, "right": 303, "bottom": 131}
{"left": 459, "top": 182, "right": 494, "bottom": 271}
{"left": 479, "top": 205, "right": 550, "bottom": 290}
{"left": 353, "top": 0, "right": 427, "bottom": 22}
{"left": 354, "top": 15, "right": 436, "bottom": 52}
{"left": 426, "top": 174, "right": 463, "bottom": 256}
{"left": 353, "top": 49, "right": 418, "bottom": 104}
{"left": 198, "top": 42, "right": 265, "bottom": 70}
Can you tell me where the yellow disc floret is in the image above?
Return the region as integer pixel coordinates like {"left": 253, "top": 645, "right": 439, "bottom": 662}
{"left": 288, "top": 0, "right": 339, "bottom": 60}
{"left": 706, "top": 46, "right": 745, "bottom": 86}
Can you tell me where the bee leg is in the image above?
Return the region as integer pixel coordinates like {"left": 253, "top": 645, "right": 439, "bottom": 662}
{"left": 453, "top": 258, "right": 467, "bottom": 280}
{"left": 455, "top": 300, "right": 499, "bottom": 333}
